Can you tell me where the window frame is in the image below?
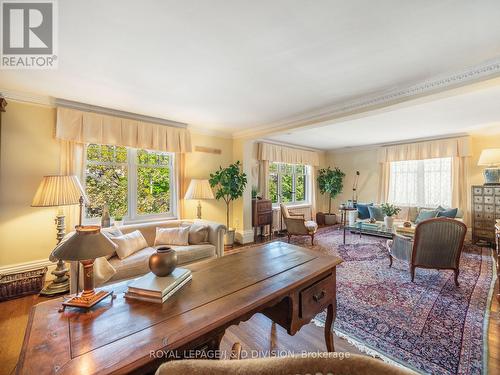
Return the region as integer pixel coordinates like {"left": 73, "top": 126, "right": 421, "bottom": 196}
{"left": 269, "top": 162, "right": 311, "bottom": 208}
{"left": 84, "top": 144, "right": 177, "bottom": 225}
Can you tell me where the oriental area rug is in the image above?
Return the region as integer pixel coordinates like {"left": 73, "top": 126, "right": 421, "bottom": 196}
{"left": 246, "top": 226, "right": 496, "bottom": 375}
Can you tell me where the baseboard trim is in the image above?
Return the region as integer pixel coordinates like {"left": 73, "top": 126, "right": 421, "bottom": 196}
{"left": 235, "top": 229, "right": 254, "bottom": 244}
{"left": 0, "top": 259, "right": 57, "bottom": 281}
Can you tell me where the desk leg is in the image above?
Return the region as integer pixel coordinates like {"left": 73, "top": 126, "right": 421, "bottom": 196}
{"left": 324, "top": 303, "right": 335, "bottom": 352}
{"left": 343, "top": 225, "right": 346, "bottom": 245}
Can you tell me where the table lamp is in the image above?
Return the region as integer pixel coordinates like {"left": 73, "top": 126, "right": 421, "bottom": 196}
{"left": 52, "top": 225, "right": 117, "bottom": 312}
{"left": 478, "top": 148, "right": 500, "bottom": 185}
{"left": 31, "top": 175, "right": 87, "bottom": 295}
{"left": 184, "top": 179, "right": 215, "bottom": 219}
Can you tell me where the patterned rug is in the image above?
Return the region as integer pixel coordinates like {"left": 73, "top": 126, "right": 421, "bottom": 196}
{"left": 247, "top": 226, "right": 496, "bottom": 375}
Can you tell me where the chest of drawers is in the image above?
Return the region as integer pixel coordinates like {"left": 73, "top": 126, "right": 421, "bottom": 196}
{"left": 472, "top": 185, "right": 500, "bottom": 246}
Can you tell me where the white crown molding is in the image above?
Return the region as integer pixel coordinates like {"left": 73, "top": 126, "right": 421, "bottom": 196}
{"left": 256, "top": 138, "right": 325, "bottom": 153}
{"left": 0, "top": 88, "right": 54, "bottom": 106}
{"left": 327, "top": 133, "right": 470, "bottom": 154}
{"left": 233, "top": 56, "right": 500, "bottom": 139}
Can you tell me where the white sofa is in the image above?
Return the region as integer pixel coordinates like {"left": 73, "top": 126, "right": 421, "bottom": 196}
{"left": 69, "top": 219, "right": 225, "bottom": 293}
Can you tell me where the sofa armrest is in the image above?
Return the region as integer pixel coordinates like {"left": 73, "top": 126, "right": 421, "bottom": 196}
{"left": 193, "top": 219, "right": 226, "bottom": 257}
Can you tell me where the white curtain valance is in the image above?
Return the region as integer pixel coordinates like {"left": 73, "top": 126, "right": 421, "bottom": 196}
{"left": 377, "top": 136, "right": 471, "bottom": 163}
{"left": 56, "top": 107, "right": 192, "bottom": 153}
{"left": 257, "top": 142, "right": 320, "bottom": 166}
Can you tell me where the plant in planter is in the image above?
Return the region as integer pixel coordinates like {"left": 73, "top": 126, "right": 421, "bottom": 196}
{"left": 317, "top": 167, "right": 345, "bottom": 225}
{"left": 209, "top": 161, "right": 247, "bottom": 246}
{"left": 114, "top": 215, "right": 123, "bottom": 226}
{"left": 380, "top": 203, "right": 401, "bottom": 229}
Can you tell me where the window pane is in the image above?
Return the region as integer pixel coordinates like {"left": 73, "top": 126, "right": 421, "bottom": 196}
{"left": 269, "top": 163, "right": 278, "bottom": 173}
{"left": 115, "top": 146, "right": 127, "bottom": 163}
{"left": 296, "top": 175, "right": 306, "bottom": 201}
{"left": 137, "top": 149, "right": 158, "bottom": 165}
{"left": 269, "top": 174, "right": 278, "bottom": 203}
{"left": 85, "top": 164, "right": 128, "bottom": 218}
{"left": 281, "top": 174, "right": 293, "bottom": 203}
{"left": 388, "top": 157, "right": 451, "bottom": 207}
{"left": 295, "top": 164, "right": 305, "bottom": 174}
{"left": 87, "top": 144, "right": 100, "bottom": 161}
{"left": 281, "top": 164, "right": 293, "bottom": 174}
{"left": 137, "top": 166, "right": 171, "bottom": 215}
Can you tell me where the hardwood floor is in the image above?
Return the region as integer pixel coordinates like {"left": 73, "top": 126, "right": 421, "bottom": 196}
{"left": 0, "top": 245, "right": 498, "bottom": 375}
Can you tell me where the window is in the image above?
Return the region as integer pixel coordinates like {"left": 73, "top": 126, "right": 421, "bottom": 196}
{"left": 269, "top": 162, "right": 310, "bottom": 206}
{"left": 85, "top": 144, "right": 175, "bottom": 222}
{"left": 388, "top": 157, "right": 452, "bottom": 207}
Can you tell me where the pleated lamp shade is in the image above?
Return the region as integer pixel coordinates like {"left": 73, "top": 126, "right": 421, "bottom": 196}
{"left": 52, "top": 225, "right": 117, "bottom": 261}
{"left": 31, "top": 175, "right": 87, "bottom": 207}
{"left": 184, "top": 179, "right": 215, "bottom": 200}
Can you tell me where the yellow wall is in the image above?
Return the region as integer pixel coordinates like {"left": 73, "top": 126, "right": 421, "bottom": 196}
{"left": 184, "top": 132, "right": 234, "bottom": 225}
{"left": 327, "top": 127, "right": 500, "bottom": 210}
{"left": 0, "top": 101, "right": 236, "bottom": 268}
{"left": 0, "top": 101, "right": 60, "bottom": 267}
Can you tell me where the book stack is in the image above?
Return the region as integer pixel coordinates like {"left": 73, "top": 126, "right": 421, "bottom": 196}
{"left": 124, "top": 268, "right": 192, "bottom": 304}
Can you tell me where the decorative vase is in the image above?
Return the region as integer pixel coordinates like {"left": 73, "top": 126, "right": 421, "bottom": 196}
{"left": 384, "top": 216, "right": 394, "bottom": 229}
{"left": 149, "top": 247, "right": 177, "bottom": 277}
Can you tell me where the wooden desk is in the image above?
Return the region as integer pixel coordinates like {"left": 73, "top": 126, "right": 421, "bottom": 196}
{"left": 17, "top": 242, "right": 342, "bottom": 375}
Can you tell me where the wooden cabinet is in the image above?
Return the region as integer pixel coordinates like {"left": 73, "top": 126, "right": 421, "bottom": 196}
{"left": 252, "top": 199, "right": 273, "bottom": 240}
{"left": 472, "top": 185, "right": 500, "bottom": 246}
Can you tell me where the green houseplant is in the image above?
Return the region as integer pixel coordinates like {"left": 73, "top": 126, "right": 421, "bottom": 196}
{"left": 317, "top": 167, "right": 345, "bottom": 224}
{"left": 209, "top": 161, "right": 247, "bottom": 245}
{"left": 380, "top": 203, "right": 401, "bottom": 229}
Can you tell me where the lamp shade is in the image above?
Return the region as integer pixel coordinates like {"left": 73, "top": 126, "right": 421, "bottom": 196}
{"left": 32, "top": 175, "right": 87, "bottom": 207}
{"left": 478, "top": 148, "right": 500, "bottom": 167}
{"left": 51, "top": 226, "right": 117, "bottom": 261}
{"left": 184, "top": 179, "right": 215, "bottom": 200}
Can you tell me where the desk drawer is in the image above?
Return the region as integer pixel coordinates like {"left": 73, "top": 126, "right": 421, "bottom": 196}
{"left": 256, "top": 212, "right": 272, "bottom": 226}
{"left": 257, "top": 201, "right": 272, "bottom": 212}
{"left": 300, "top": 274, "right": 335, "bottom": 319}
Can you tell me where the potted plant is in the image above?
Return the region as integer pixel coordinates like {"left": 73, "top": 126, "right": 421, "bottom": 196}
{"left": 317, "top": 167, "right": 345, "bottom": 225}
{"left": 114, "top": 215, "right": 123, "bottom": 226}
{"left": 380, "top": 203, "right": 401, "bottom": 229}
{"left": 209, "top": 161, "right": 247, "bottom": 246}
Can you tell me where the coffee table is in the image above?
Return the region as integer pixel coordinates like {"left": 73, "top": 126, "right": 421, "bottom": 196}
{"left": 17, "top": 242, "right": 342, "bottom": 375}
{"left": 343, "top": 222, "right": 416, "bottom": 244}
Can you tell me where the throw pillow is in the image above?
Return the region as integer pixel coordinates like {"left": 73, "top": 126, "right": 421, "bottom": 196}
{"left": 357, "top": 203, "right": 373, "bottom": 220}
{"left": 101, "top": 226, "right": 123, "bottom": 259}
{"left": 188, "top": 223, "right": 209, "bottom": 244}
{"left": 154, "top": 226, "right": 190, "bottom": 246}
{"left": 437, "top": 208, "right": 458, "bottom": 218}
{"left": 111, "top": 230, "right": 148, "bottom": 259}
{"left": 415, "top": 209, "right": 439, "bottom": 224}
{"left": 368, "top": 205, "right": 384, "bottom": 221}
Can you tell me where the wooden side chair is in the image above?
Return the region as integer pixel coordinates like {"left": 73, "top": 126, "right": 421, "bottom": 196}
{"left": 386, "top": 217, "right": 467, "bottom": 285}
{"left": 280, "top": 204, "right": 318, "bottom": 245}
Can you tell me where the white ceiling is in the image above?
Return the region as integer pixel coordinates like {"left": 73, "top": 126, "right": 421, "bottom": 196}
{"left": 265, "top": 80, "right": 500, "bottom": 150}
{"left": 1, "top": 0, "right": 500, "bottom": 135}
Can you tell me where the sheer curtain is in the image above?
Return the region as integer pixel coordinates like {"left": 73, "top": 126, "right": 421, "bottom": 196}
{"left": 388, "top": 158, "right": 452, "bottom": 207}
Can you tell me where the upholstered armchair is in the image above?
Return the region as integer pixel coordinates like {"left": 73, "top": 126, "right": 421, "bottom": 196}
{"left": 280, "top": 204, "right": 318, "bottom": 245}
{"left": 386, "top": 218, "right": 467, "bottom": 285}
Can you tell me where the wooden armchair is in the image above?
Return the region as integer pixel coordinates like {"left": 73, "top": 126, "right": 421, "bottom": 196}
{"left": 280, "top": 204, "right": 318, "bottom": 245}
{"left": 387, "top": 217, "right": 467, "bottom": 285}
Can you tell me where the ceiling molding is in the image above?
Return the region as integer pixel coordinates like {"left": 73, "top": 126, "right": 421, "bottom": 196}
{"left": 326, "top": 133, "right": 470, "bottom": 154}
{"left": 256, "top": 139, "right": 324, "bottom": 153}
{"left": 0, "top": 89, "right": 54, "bottom": 107}
{"left": 188, "top": 125, "right": 233, "bottom": 139}
{"left": 235, "top": 56, "right": 500, "bottom": 139}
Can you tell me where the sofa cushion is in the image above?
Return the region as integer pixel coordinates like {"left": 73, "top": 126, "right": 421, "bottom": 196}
{"left": 155, "top": 226, "right": 190, "bottom": 246}
{"left": 356, "top": 203, "right": 373, "bottom": 220}
{"left": 101, "top": 226, "right": 123, "bottom": 259}
{"left": 415, "top": 209, "right": 439, "bottom": 224}
{"left": 188, "top": 223, "right": 210, "bottom": 244}
{"left": 437, "top": 207, "right": 458, "bottom": 218}
{"left": 167, "top": 244, "right": 216, "bottom": 265}
{"left": 408, "top": 207, "right": 419, "bottom": 222}
{"left": 112, "top": 230, "right": 149, "bottom": 259}
{"left": 108, "top": 247, "right": 156, "bottom": 282}
{"left": 368, "top": 205, "right": 384, "bottom": 221}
